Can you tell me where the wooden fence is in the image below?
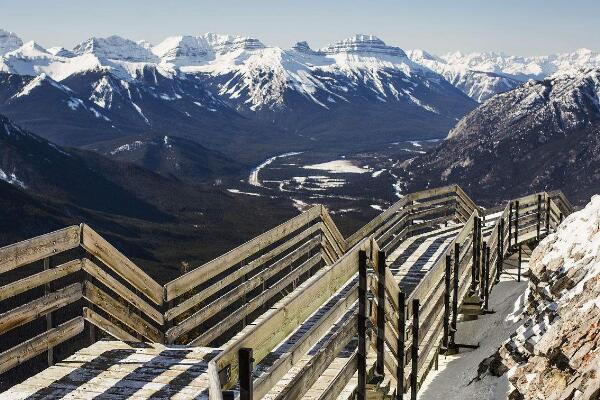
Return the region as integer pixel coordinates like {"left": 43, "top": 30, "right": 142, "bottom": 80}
{"left": 0, "top": 185, "right": 573, "bottom": 399}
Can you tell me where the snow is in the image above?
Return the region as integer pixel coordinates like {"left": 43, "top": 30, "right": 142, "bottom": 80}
{"left": 227, "top": 189, "right": 261, "bottom": 197}
{"left": 110, "top": 141, "right": 145, "bottom": 155}
{"left": 0, "top": 168, "right": 26, "bottom": 188}
{"left": 370, "top": 204, "right": 383, "bottom": 211}
{"left": 418, "top": 279, "right": 528, "bottom": 399}
{"left": 248, "top": 152, "right": 302, "bottom": 187}
{"left": 303, "top": 160, "right": 371, "bottom": 174}
{"left": 0, "top": 29, "right": 23, "bottom": 56}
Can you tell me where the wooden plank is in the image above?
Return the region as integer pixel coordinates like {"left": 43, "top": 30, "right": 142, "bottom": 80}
{"left": 83, "top": 281, "right": 163, "bottom": 343}
{"left": 320, "top": 205, "right": 347, "bottom": 253}
{"left": 82, "top": 307, "right": 138, "bottom": 342}
{"left": 0, "top": 259, "right": 82, "bottom": 302}
{"left": 166, "top": 223, "right": 323, "bottom": 321}
{"left": 316, "top": 351, "right": 357, "bottom": 400}
{"left": 166, "top": 206, "right": 322, "bottom": 301}
{"left": 212, "top": 238, "right": 368, "bottom": 389}
{"left": 273, "top": 314, "right": 358, "bottom": 400}
{"left": 0, "top": 316, "right": 84, "bottom": 375}
{"left": 0, "top": 225, "right": 80, "bottom": 275}
{"left": 0, "top": 283, "right": 82, "bottom": 336}
{"left": 187, "top": 253, "right": 323, "bottom": 346}
{"left": 82, "top": 259, "right": 163, "bottom": 325}
{"left": 253, "top": 288, "right": 359, "bottom": 399}
{"left": 347, "top": 197, "right": 410, "bottom": 248}
{"left": 208, "top": 360, "right": 224, "bottom": 400}
{"left": 167, "top": 237, "right": 320, "bottom": 341}
{"left": 81, "top": 224, "right": 163, "bottom": 306}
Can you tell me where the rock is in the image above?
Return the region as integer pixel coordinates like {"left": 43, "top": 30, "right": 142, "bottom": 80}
{"left": 492, "top": 196, "right": 600, "bottom": 399}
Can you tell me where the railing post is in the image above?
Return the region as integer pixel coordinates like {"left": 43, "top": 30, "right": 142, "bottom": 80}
{"left": 545, "top": 196, "right": 551, "bottom": 235}
{"left": 450, "top": 243, "right": 459, "bottom": 350}
{"left": 518, "top": 245, "right": 522, "bottom": 282}
{"left": 411, "top": 299, "right": 419, "bottom": 400}
{"left": 559, "top": 212, "right": 563, "bottom": 224}
{"left": 508, "top": 202, "right": 513, "bottom": 248}
{"left": 376, "top": 250, "right": 386, "bottom": 377}
{"left": 471, "top": 217, "right": 478, "bottom": 292}
{"left": 239, "top": 348, "right": 254, "bottom": 400}
{"left": 484, "top": 247, "right": 490, "bottom": 311}
{"left": 479, "top": 241, "right": 486, "bottom": 298}
{"left": 43, "top": 257, "right": 54, "bottom": 367}
{"left": 358, "top": 250, "right": 367, "bottom": 400}
{"left": 514, "top": 200, "right": 520, "bottom": 247}
{"left": 536, "top": 194, "right": 542, "bottom": 241}
{"left": 397, "top": 291, "right": 406, "bottom": 399}
{"left": 497, "top": 219, "right": 504, "bottom": 281}
{"left": 475, "top": 217, "right": 481, "bottom": 288}
{"left": 443, "top": 254, "right": 451, "bottom": 351}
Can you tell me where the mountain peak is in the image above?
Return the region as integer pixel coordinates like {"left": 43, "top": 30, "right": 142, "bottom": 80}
{"left": 0, "top": 29, "right": 23, "bottom": 56}
{"left": 73, "top": 35, "right": 158, "bottom": 62}
{"left": 321, "top": 34, "right": 407, "bottom": 57}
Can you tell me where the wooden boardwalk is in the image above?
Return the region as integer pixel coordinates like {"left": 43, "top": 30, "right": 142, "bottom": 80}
{"left": 2, "top": 341, "right": 219, "bottom": 400}
{"left": 0, "top": 186, "right": 573, "bottom": 400}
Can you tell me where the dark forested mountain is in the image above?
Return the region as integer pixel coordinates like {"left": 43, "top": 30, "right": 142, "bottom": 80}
{"left": 0, "top": 114, "right": 296, "bottom": 281}
{"left": 399, "top": 68, "right": 600, "bottom": 205}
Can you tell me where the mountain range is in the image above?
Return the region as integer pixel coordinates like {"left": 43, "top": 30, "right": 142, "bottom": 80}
{"left": 400, "top": 67, "right": 600, "bottom": 204}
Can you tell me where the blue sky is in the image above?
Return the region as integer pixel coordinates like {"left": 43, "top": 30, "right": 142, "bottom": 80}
{"left": 3, "top": 0, "right": 599, "bottom": 55}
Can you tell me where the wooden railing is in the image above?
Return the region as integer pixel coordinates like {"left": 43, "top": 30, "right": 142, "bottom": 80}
{"left": 0, "top": 185, "right": 573, "bottom": 398}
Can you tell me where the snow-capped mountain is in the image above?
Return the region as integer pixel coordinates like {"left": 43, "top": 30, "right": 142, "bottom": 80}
{"left": 400, "top": 67, "right": 600, "bottom": 204}
{"left": 0, "top": 29, "right": 22, "bottom": 56}
{"left": 0, "top": 30, "right": 475, "bottom": 153}
{"left": 407, "top": 48, "right": 600, "bottom": 102}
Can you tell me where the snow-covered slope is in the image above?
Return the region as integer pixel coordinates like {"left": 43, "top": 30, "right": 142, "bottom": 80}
{"left": 399, "top": 67, "right": 600, "bottom": 204}
{"left": 154, "top": 33, "right": 465, "bottom": 114}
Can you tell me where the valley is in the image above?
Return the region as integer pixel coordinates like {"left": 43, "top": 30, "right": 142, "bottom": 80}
{"left": 227, "top": 139, "right": 440, "bottom": 233}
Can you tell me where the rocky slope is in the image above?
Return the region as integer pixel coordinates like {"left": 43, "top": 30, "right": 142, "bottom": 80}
{"left": 399, "top": 67, "right": 600, "bottom": 205}
{"left": 490, "top": 196, "right": 600, "bottom": 399}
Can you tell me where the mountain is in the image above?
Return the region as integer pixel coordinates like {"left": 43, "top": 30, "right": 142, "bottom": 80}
{"left": 407, "top": 48, "right": 600, "bottom": 102}
{"left": 0, "top": 29, "right": 22, "bottom": 56}
{"left": 98, "top": 134, "right": 246, "bottom": 183}
{"left": 0, "top": 113, "right": 297, "bottom": 280}
{"left": 0, "top": 31, "right": 476, "bottom": 159}
{"left": 398, "top": 67, "right": 600, "bottom": 205}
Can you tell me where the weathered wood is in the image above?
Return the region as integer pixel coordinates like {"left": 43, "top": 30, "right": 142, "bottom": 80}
{"left": 443, "top": 254, "right": 451, "bottom": 350}
{"left": 411, "top": 299, "right": 419, "bottom": 400}
{"left": 239, "top": 348, "right": 253, "bottom": 400}
{"left": 0, "top": 283, "right": 82, "bottom": 336}
{"left": 320, "top": 205, "right": 347, "bottom": 254}
{"left": 168, "top": 237, "right": 320, "bottom": 340}
{"left": 0, "top": 259, "right": 82, "bottom": 302}
{"left": 81, "top": 224, "right": 163, "bottom": 305}
{"left": 208, "top": 361, "right": 224, "bottom": 400}
{"left": 253, "top": 286, "right": 358, "bottom": 399}
{"left": 82, "top": 258, "right": 163, "bottom": 325}
{"left": 211, "top": 240, "right": 367, "bottom": 389}
{"left": 82, "top": 307, "right": 138, "bottom": 342}
{"left": 185, "top": 253, "right": 322, "bottom": 346}
{"left": 0, "top": 316, "right": 84, "bottom": 375}
{"left": 83, "top": 281, "right": 163, "bottom": 343}
{"left": 347, "top": 197, "right": 410, "bottom": 248}
{"left": 166, "top": 206, "right": 322, "bottom": 301}
{"left": 0, "top": 226, "right": 80, "bottom": 275}
{"left": 273, "top": 314, "right": 358, "bottom": 400}
{"left": 167, "top": 223, "right": 323, "bottom": 322}
{"left": 376, "top": 250, "right": 385, "bottom": 377}
{"left": 317, "top": 350, "right": 357, "bottom": 400}
{"left": 358, "top": 250, "right": 367, "bottom": 400}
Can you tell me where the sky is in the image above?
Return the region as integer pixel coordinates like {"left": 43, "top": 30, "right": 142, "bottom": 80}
{"left": 2, "top": 0, "right": 599, "bottom": 56}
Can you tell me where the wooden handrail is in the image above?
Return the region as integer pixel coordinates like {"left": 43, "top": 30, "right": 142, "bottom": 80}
{"left": 0, "top": 185, "right": 573, "bottom": 396}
